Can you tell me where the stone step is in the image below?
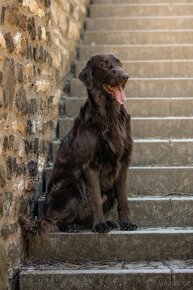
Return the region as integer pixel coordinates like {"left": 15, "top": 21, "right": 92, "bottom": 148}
{"left": 84, "top": 30, "right": 193, "bottom": 45}
{"left": 75, "top": 60, "right": 193, "bottom": 78}
{"left": 79, "top": 44, "right": 193, "bottom": 61}
{"left": 20, "top": 260, "right": 193, "bottom": 290}
{"left": 28, "top": 228, "right": 193, "bottom": 262}
{"left": 44, "top": 166, "right": 193, "bottom": 195}
{"left": 70, "top": 78, "right": 193, "bottom": 98}
{"left": 90, "top": 4, "right": 193, "bottom": 17}
{"left": 38, "top": 195, "right": 193, "bottom": 228}
{"left": 133, "top": 117, "right": 193, "bottom": 139}
{"left": 128, "top": 167, "right": 193, "bottom": 195}
{"left": 86, "top": 16, "right": 193, "bottom": 31}
{"left": 94, "top": 0, "right": 193, "bottom": 3}
{"left": 62, "top": 97, "right": 193, "bottom": 118}
{"left": 52, "top": 139, "right": 193, "bottom": 166}
{"left": 59, "top": 117, "right": 193, "bottom": 139}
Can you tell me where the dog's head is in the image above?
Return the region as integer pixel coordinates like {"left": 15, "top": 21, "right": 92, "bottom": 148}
{"left": 79, "top": 54, "right": 129, "bottom": 105}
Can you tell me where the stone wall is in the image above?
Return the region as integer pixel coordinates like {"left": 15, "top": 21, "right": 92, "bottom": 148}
{"left": 0, "top": 1, "right": 89, "bottom": 289}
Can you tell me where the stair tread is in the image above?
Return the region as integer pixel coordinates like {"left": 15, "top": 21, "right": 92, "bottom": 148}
{"left": 38, "top": 193, "right": 193, "bottom": 227}
{"left": 70, "top": 78, "right": 193, "bottom": 98}
{"left": 39, "top": 194, "right": 193, "bottom": 200}
{"left": 93, "top": 0, "right": 193, "bottom": 2}
{"left": 26, "top": 226, "right": 193, "bottom": 263}
{"left": 90, "top": 3, "right": 193, "bottom": 6}
{"left": 135, "top": 138, "right": 193, "bottom": 141}
{"left": 36, "top": 227, "right": 193, "bottom": 233}
{"left": 83, "top": 30, "right": 193, "bottom": 45}
{"left": 76, "top": 59, "right": 193, "bottom": 63}
{"left": 62, "top": 97, "right": 193, "bottom": 118}
{"left": 71, "top": 77, "right": 193, "bottom": 82}
{"left": 19, "top": 259, "right": 193, "bottom": 289}
{"left": 85, "top": 29, "right": 193, "bottom": 32}
{"left": 61, "top": 96, "right": 193, "bottom": 100}
{"left": 45, "top": 165, "right": 193, "bottom": 169}
{"left": 21, "top": 259, "right": 193, "bottom": 273}
{"left": 60, "top": 116, "right": 193, "bottom": 120}
{"left": 80, "top": 43, "right": 193, "bottom": 47}
{"left": 72, "top": 76, "right": 193, "bottom": 79}
{"left": 75, "top": 60, "right": 193, "bottom": 78}
{"left": 62, "top": 96, "right": 193, "bottom": 99}
{"left": 53, "top": 138, "right": 193, "bottom": 142}
{"left": 87, "top": 16, "right": 193, "bottom": 19}
{"left": 90, "top": 4, "right": 193, "bottom": 18}
{"left": 85, "top": 18, "right": 193, "bottom": 31}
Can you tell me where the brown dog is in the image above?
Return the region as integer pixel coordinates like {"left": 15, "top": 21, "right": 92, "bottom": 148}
{"left": 20, "top": 54, "right": 137, "bottom": 236}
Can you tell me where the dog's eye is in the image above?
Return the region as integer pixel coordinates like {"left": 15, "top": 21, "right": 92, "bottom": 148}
{"left": 119, "top": 62, "right": 122, "bottom": 67}
{"left": 101, "top": 62, "right": 108, "bottom": 69}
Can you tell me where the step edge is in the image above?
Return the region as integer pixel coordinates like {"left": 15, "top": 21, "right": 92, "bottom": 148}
{"left": 19, "top": 268, "right": 172, "bottom": 275}
{"left": 75, "top": 59, "right": 193, "bottom": 64}
{"left": 84, "top": 29, "right": 193, "bottom": 33}
{"left": 45, "top": 165, "right": 193, "bottom": 170}
{"left": 38, "top": 196, "right": 193, "bottom": 201}
{"left": 71, "top": 76, "right": 193, "bottom": 80}
{"left": 90, "top": 3, "right": 193, "bottom": 6}
{"left": 86, "top": 16, "right": 193, "bottom": 20}
{"left": 48, "top": 227, "right": 193, "bottom": 235}
{"left": 53, "top": 138, "right": 193, "bottom": 144}
{"left": 59, "top": 116, "right": 193, "bottom": 120}
{"left": 63, "top": 96, "right": 193, "bottom": 100}
{"left": 79, "top": 44, "right": 193, "bottom": 47}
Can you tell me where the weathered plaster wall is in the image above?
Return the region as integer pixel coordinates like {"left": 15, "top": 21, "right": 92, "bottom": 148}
{"left": 0, "top": 1, "right": 88, "bottom": 289}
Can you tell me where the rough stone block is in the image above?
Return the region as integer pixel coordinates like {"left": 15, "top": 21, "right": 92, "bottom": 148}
{"left": 4, "top": 32, "right": 14, "bottom": 52}
{"left": 27, "top": 17, "right": 36, "bottom": 40}
{"left": 18, "top": 14, "right": 27, "bottom": 31}
{"left": 22, "top": 0, "right": 45, "bottom": 18}
{"left": 0, "top": 32, "right": 6, "bottom": 48}
{"left": 17, "top": 64, "right": 23, "bottom": 82}
{"left": 3, "top": 58, "right": 15, "bottom": 108}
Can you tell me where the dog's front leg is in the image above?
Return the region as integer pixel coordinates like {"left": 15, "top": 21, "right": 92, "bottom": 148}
{"left": 84, "top": 167, "right": 110, "bottom": 233}
{"left": 116, "top": 163, "right": 138, "bottom": 231}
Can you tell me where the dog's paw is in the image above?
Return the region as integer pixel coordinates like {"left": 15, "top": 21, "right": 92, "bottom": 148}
{"left": 120, "top": 222, "right": 138, "bottom": 231}
{"left": 92, "top": 222, "right": 110, "bottom": 233}
{"left": 106, "top": 220, "right": 119, "bottom": 230}
{"left": 60, "top": 223, "right": 80, "bottom": 233}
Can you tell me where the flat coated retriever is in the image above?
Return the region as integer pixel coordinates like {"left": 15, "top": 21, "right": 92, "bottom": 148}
{"left": 20, "top": 54, "right": 137, "bottom": 236}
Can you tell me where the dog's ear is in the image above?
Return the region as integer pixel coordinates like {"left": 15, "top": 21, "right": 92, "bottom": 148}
{"left": 79, "top": 60, "right": 93, "bottom": 90}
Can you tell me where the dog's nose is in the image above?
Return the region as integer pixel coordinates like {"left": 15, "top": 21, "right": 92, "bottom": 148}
{"left": 121, "top": 73, "right": 129, "bottom": 82}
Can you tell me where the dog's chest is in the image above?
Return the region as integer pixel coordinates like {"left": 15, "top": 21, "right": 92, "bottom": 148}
{"left": 96, "top": 124, "right": 126, "bottom": 167}
{"left": 97, "top": 136, "right": 123, "bottom": 189}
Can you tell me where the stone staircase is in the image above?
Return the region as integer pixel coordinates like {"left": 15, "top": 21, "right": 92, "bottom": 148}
{"left": 20, "top": 0, "right": 193, "bottom": 289}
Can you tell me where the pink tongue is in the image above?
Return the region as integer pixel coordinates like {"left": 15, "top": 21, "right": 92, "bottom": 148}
{"left": 113, "top": 87, "right": 126, "bottom": 104}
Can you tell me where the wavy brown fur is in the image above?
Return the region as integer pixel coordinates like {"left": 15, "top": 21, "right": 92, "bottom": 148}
{"left": 19, "top": 216, "right": 58, "bottom": 238}
{"left": 20, "top": 54, "right": 137, "bottom": 236}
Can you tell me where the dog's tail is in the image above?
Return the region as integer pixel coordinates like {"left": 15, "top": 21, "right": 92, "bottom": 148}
{"left": 19, "top": 216, "right": 58, "bottom": 238}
